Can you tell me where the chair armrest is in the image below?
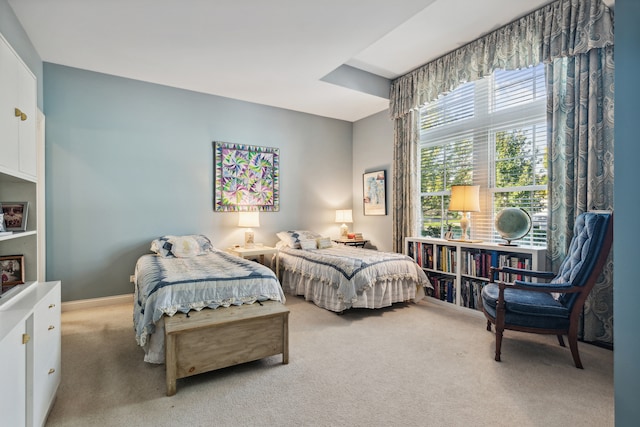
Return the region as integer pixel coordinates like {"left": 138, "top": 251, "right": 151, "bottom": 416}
{"left": 498, "top": 280, "right": 576, "bottom": 293}
{"left": 489, "top": 265, "right": 556, "bottom": 282}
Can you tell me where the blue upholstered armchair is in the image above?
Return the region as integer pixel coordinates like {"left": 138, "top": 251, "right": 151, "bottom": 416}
{"left": 481, "top": 211, "right": 613, "bottom": 368}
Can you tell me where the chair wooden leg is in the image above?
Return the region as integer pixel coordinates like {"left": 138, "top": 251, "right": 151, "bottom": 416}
{"left": 557, "top": 335, "right": 565, "bottom": 347}
{"left": 495, "top": 289, "right": 506, "bottom": 362}
{"left": 486, "top": 320, "right": 492, "bottom": 331}
{"left": 495, "top": 328, "right": 503, "bottom": 362}
{"left": 567, "top": 330, "right": 583, "bottom": 369}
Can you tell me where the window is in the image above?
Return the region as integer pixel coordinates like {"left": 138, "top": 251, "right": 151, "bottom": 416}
{"left": 418, "top": 64, "right": 547, "bottom": 246}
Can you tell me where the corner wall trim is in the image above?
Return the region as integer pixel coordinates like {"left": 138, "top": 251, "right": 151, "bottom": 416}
{"left": 62, "top": 293, "right": 133, "bottom": 312}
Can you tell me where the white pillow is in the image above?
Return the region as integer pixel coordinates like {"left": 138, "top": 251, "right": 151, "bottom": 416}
{"left": 299, "top": 239, "right": 317, "bottom": 250}
{"left": 150, "top": 234, "right": 213, "bottom": 257}
{"left": 168, "top": 236, "right": 203, "bottom": 258}
{"left": 276, "top": 230, "right": 322, "bottom": 248}
{"left": 316, "top": 236, "right": 332, "bottom": 249}
{"left": 150, "top": 235, "right": 176, "bottom": 257}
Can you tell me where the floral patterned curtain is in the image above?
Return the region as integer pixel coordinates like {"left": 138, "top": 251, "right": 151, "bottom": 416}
{"left": 390, "top": 0, "right": 614, "bottom": 343}
{"left": 546, "top": 45, "right": 615, "bottom": 344}
{"left": 392, "top": 111, "right": 419, "bottom": 253}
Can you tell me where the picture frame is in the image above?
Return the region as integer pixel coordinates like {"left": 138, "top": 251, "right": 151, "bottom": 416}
{"left": 363, "top": 170, "right": 387, "bottom": 216}
{"left": 1, "top": 255, "right": 25, "bottom": 292}
{"left": 0, "top": 202, "right": 29, "bottom": 231}
{"left": 213, "top": 141, "right": 280, "bottom": 212}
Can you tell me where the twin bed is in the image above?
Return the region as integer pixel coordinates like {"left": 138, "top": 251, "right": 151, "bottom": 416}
{"left": 133, "top": 232, "right": 430, "bottom": 393}
{"left": 275, "top": 230, "right": 431, "bottom": 313}
{"left": 133, "top": 235, "right": 285, "bottom": 364}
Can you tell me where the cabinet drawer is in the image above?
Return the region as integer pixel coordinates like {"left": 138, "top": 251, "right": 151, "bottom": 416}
{"left": 33, "top": 356, "right": 60, "bottom": 427}
{"left": 32, "top": 283, "right": 61, "bottom": 427}
{"left": 33, "top": 300, "right": 61, "bottom": 360}
{"left": 33, "top": 313, "right": 60, "bottom": 346}
{"left": 34, "top": 295, "right": 61, "bottom": 327}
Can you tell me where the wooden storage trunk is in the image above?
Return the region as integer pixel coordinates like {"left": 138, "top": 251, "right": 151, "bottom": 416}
{"left": 164, "top": 300, "right": 289, "bottom": 395}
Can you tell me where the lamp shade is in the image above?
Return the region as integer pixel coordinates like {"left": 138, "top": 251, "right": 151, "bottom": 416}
{"left": 449, "top": 185, "right": 480, "bottom": 212}
{"left": 238, "top": 211, "right": 260, "bottom": 228}
{"left": 335, "top": 209, "right": 353, "bottom": 223}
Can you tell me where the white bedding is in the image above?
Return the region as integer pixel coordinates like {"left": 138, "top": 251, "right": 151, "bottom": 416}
{"left": 277, "top": 244, "right": 430, "bottom": 312}
{"left": 134, "top": 249, "right": 285, "bottom": 363}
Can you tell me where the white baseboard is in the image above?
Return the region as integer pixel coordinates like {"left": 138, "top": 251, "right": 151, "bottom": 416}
{"left": 62, "top": 293, "right": 133, "bottom": 312}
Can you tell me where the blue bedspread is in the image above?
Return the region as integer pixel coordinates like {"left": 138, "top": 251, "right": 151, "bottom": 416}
{"left": 133, "top": 249, "right": 285, "bottom": 361}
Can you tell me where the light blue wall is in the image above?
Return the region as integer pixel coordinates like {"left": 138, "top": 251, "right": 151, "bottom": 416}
{"left": 352, "top": 110, "right": 394, "bottom": 252}
{"left": 43, "top": 64, "right": 353, "bottom": 301}
{"left": 613, "top": 1, "right": 640, "bottom": 425}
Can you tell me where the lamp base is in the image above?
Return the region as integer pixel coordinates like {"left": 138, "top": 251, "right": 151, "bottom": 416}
{"left": 244, "top": 230, "right": 255, "bottom": 248}
{"left": 340, "top": 224, "right": 348, "bottom": 238}
{"left": 447, "top": 238, "right": 483, "bottom": 243}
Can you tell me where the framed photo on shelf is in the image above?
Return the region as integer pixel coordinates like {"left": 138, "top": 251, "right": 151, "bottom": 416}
{"left": 0, "top": 202, "right": 29, "bottom": 231}
{"left": 363, "top": 170, "right": 387, "bottom": 216}
{"left": 1, "top": 255, "right": 25, "bottom": 291}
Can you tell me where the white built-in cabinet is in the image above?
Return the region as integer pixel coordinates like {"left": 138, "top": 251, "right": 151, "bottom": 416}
{"left": 0, "top": 31, "right": 57, "bottom": 427}
{"left": 0, "top": 31, "right": 42, "bottom": 283}
{"left": 0, "top": 32, "right": 37, "bottom": 180}
{"left": 0, "top": 282, "right": 61, "bottom": 427}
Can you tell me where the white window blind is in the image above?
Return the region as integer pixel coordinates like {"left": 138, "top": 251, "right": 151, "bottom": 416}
{"left": 418, "top": 64, "right": 548, "bottom": 246}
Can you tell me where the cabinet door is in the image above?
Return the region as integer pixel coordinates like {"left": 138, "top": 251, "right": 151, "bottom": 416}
{"left": 0, "top": 320, "right": 28, "bottom": 427}
{"left": 18, "top": 62, "right": 37, "bottom": 178}
{"left": 0, "top": 36, "right": 20, "bottom": 172}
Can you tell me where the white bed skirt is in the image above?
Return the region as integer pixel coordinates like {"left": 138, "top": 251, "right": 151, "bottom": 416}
{"left": 281, "top": 269, "right": 423, "bottom": 312}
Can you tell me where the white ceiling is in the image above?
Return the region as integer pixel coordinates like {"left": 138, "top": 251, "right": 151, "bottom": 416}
{"left": 9, "top": 0, "right": 558, "bottom": 122}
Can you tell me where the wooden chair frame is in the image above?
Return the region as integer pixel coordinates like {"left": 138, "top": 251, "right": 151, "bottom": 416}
{"left": 483, "top": 212, "right": 613, "bottom": 368}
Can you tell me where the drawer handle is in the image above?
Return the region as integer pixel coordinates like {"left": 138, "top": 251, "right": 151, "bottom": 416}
{"left": 49, "top": 304, "right": 56, "bottom": 309}
{"left": 48, "top": 325, "right": 55, "bottom": 330}
{"left": 22, "top": 333, "right": 31, "bottom": 344}
{"left": 48, "top": 369, "right": 55, "bottom": 375}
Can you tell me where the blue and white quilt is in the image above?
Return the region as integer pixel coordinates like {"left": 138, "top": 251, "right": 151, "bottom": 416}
{"left": 133, "top": 249, "right": 285, "bottom": 363}
{"left": 278, "top": 244, "right": 430, "bottom": 310}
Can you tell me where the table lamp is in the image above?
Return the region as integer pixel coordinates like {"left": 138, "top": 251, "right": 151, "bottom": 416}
{"left": 448, "top": 185, "right": 480, "bottom": 242}
{"left": 238, "top": 211, "right": 260, "bottom": 248}
{"left": 335, "top": 209, "right": 353, "bottom": 238}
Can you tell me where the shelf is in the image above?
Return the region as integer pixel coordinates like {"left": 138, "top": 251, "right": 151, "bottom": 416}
{"left": 0, "top": 168, "right": 37, "bottom": 184}
{"left": 405, "top": 237, "right": 547, "bottom": 311}
{"left": 0, "top": 230, "right": 36, "bottom": 243}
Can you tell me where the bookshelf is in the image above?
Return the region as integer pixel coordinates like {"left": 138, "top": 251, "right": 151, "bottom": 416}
{"left": 405, "top": 237, "right": 546, "bottom": 312}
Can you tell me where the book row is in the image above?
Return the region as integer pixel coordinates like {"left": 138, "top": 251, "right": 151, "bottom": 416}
{"left": 407, "top": 241, "right": 534, "bottom": 281}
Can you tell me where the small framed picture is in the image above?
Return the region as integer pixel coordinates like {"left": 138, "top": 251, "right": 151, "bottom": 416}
{"left": 1, "top": 255, "right": 25, "bottom": 292}
{"left": 1, "top": 202, "right": 29, "bottom": 231}
{"left": 363, "top": 170, "right": 387, "bottom": 216}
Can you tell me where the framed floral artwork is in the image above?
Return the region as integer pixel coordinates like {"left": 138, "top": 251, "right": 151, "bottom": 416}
{"left": 214, "top": 141, "right": 280, "bottom": 212}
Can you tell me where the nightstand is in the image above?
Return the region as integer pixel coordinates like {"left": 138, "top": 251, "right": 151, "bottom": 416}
{"left": 227, "top": 246, "right": 279, "bottom": 273}
{"left": 332, "top": 238, "right": 369, "bottom": 248}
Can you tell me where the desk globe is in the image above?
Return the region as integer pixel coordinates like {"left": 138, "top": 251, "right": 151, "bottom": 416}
{"left": 495, "top": 208, "right": 532, "bottom": 246}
